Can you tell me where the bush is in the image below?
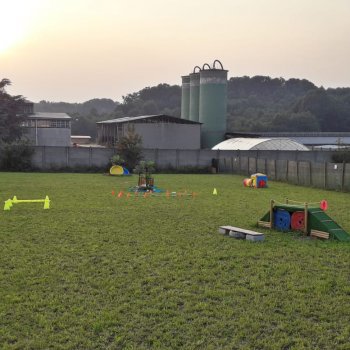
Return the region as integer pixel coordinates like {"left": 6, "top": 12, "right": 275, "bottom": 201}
{"left": 331, "top": 150, "right": 350, "bottom": 163}
{"left": 0, "top": 141, "right": 34, "bottom": 171}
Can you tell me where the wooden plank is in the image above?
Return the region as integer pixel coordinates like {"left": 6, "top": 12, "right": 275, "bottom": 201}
{"left": 310, "top": 229, "right": 330, "bottom": 239}
{"left": 258, "top": 221, "right": 271, "bottom": 228}
{"left": 219, "top": 226, "right": 264, "bottom": 236}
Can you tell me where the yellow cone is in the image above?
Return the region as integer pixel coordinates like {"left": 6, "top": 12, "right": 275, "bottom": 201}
{"left": 4, "top": 199, "right": 12, "bottom": 211}
{"left": 43, "top": 196, "right": 50, "bottom": 209}
{"left": 213, "top": 188, "right": 217, "bottom": 195}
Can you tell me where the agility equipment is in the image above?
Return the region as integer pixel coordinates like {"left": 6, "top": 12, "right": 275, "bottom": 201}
{"left": 213, "top": 188, "right": 218, "bottom": 195}
{"left": 258, "top": 199, "right": 350, "bottom": 241}
{"left": 218, "top": 226, "right": 265, "bottom": 242}
{"left": 243, "top": 173, "right": 268, "bottom": 188}
{"left": 4, "top": 196, "right": 50, "bottom": 211}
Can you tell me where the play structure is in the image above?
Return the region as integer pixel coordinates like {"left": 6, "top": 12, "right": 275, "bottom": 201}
{"left": 258, "top": 199, "right": 350, "bottom": 241}
{"left": 4, "top": 196, "right": 50, "bottom": 211}
{"left": 243, "top": 173, "right": 268, "bottom": 188}
{"left": 109, "top": 165, "right": 130, "bottom": 176}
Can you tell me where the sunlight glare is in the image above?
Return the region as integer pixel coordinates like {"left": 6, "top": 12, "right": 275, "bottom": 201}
{"left": 0, "top": 0, "right": 44, "bottom": 52}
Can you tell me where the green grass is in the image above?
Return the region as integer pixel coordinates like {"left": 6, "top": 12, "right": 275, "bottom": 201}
{"left": 0, "top": 173, "right": 349, "bottom": 350}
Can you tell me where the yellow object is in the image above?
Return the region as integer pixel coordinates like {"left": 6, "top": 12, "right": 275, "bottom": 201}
{"left": 213, "top": 188, "right": 218, "bottom": 195}
{"left": 4, "top": 199, "right": 12, "bottom": 210}
{"left": 3, "top": 196, "right": 50, "bottom": 210}
{"left": 110, "top": 165, "right": 124, "bottom": 175}
{"left": 44, "top": 196, "right": 50, "bottom": 209}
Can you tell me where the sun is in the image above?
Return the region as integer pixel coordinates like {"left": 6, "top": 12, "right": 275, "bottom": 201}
{"left": 0, "top": 0, "right": 44, "bottom": 53}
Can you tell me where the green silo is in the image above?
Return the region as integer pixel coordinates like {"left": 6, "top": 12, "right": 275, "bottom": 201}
{"left": 189, "top": 67, "right": 201, "bottom": 122}
{"left": 181, "top": 75, "right": 190, "bottom": 119}
{"left": 199, "top": 60, "right": 228, "bottom": 148}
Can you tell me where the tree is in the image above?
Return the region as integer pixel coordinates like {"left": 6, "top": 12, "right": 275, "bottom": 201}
{"left": 0, "top": 79, "right": 34, "bottom": 170}
{"left": 116, "top": 125, "right": 143, "bottom": 171}
{"left": 0, "top": 79, "right": 27, "bottom": 142}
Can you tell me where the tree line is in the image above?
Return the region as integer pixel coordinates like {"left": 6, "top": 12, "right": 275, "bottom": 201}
{"left": 33, "top": 76, "right": 350, "bottom": 138}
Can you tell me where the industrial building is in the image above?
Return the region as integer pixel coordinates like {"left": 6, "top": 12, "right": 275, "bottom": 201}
{"left": 96, "top": 115, "right": 201, "bottom": 149}
{"left": 20, "top": 102, "right": 72, "bottom": 146}
{"left": 212, "top": 138, "right": 309, "bottom": 151}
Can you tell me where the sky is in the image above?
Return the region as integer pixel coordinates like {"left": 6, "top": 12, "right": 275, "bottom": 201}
{"left": 1, "top": 0, "right": 350, "bottom": 103}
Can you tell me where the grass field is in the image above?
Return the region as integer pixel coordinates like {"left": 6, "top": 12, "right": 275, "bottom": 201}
{"left": 1, "top": 172, "right": 350, "bottom": 350}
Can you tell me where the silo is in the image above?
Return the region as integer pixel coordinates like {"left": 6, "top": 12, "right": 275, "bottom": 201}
{"left": 189, "top": 66, "right": 201, "bottom": 122}
{"left": 199, "top": 60, "right": 228, "bottom": 148}
{"left": 181, "top": 75, "right": 190, "bottom": 119}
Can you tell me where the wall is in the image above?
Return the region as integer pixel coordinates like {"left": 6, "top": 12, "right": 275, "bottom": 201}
{"left": 30, "top": 146, "right": 350, "bottom": 192}
{"left": 132, "top": 123, "right": 200, "bottom": 149}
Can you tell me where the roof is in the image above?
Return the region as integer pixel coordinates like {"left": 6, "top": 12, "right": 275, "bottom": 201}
{"left": 71, "top": 135, "right": 92, "bottom": 139}
{"left": 28, "top": 112, "right": 71, "bottom": 120}
{"left": 212, "top": 138, "right": 309, "bottom": 151}
{"left": 96, "top": 114, "right": 201, "bottom": 125}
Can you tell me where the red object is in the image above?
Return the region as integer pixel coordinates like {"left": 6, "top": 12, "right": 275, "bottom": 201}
{"left": 291, "top": 211, "right": 305, "bottom": 231}
{"left": 258, "top": 180, "right": 266, "bottom": 188}
{"left": 111, "top": 190, "right": 115, "bottom": 196}
{"left": 320, "top": 200, "right": 328, "bottom": 211}
{"left": 117, "top": 191, "right": 123, "bottom": 198}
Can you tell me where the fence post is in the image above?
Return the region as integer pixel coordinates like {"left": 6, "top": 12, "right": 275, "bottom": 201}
{"left": 231, "top": 157, "right": 234, "bottom": 174}
{"left": 297, "top": 160, "right": 299, "bottom": 185}
{"left": 89, "top": 147, "right": 92, "bottom": 167}
{"left": 176, "top": 149, "right": 179, "bottom": 169}
{"left": 274, "top": 159, "right": 277, "bottom": 180}
{"left": 309, "top": 161, "right": 312, "bottom": 186}
{"left": 341, "top": 161, "right": 346, "bottom": 192}
{"left": 239, "top": 151, "right": 241, "bottom": 174}
{"left": 66, "top": 147, "right": 69, "bottom": 167}
{"left": 265, "top": 158, "right": 268, "bottom": 176}
{"left": 286, "top": 160, "right": 289, "bottom": 182}
{"left": 324, "top": 162, "right": 327, "bottom": 189}
{"left": 42, "top": 146, "right": 46, "bottom": 169}
{"left": 154, "top": 148, "right": 159, "bottom": 165}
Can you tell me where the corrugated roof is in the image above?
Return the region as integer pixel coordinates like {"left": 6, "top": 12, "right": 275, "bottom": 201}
{"left": 212, "top": 138, "right": 309, "bottom": 151}
{"left": 97, "top": 114, "right": 201, "bottom": 125}
{"left": 28, "top": 112, "right": 71, "bottom": 120}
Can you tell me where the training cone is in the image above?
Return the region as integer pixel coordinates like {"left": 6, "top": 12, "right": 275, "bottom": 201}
{"left": 213, "top": 188, "right": 218, "bottom": 195}
{"left": 4, "top": 199, "right": 12, "bottom": 211}
{"left": 117, "top": 191, "right": 123, "bottom": 198}
{"left": 111, "top": 190, "right": 115, "bottom": 196}
{"left": 43, "top": 196, "right": 50, "bottom": 209}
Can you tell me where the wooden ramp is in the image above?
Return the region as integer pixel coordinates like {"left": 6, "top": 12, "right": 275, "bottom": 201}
{"left": 308, "top": 208, "right": 350, "bottom": 242}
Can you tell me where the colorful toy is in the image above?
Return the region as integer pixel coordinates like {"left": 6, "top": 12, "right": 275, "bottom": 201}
{"left": 243, "top": 173, "right": 268, "bottom": 188}
{"left": 4, "top": 196, "right": 50, "bottom": 211}
{"left": 251, "top": 173, "right": 268, "bottom": 188}
{"left": 258, "top": 198, "right": 350, "bottom": 241}
{"left": 110, "top": 165, "right": 130, "bottom": 176}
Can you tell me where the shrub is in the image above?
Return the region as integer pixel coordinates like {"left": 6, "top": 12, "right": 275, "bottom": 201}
{"left": 0, "top": 141, "right": 34, "bottom": 171}
{"left": 331, "top": 150, "right": 350, "bottom": 163}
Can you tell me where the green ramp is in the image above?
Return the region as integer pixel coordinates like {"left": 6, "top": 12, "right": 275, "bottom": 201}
{"left": 308, "top": 208, "right": 350, "bottom": 242}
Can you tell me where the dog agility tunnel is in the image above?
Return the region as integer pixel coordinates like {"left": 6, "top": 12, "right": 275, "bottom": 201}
{"left": 259, "top": 203, "right": 350, "bottom": 242}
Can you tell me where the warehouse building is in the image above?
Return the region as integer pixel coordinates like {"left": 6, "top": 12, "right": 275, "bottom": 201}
{"left": 20, "top": 101, "right": 72, "bottom": 146}
{"left": 97, "top": 114, "right": 201, "bottom": 149}
{"left": 212, "top": 138, "right": 309, "bottom": 151}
